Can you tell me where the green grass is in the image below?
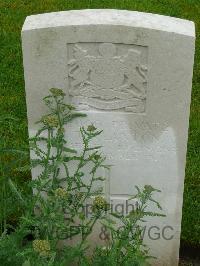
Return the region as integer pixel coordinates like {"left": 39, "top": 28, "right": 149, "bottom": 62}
{"left": 0, "top": 0, "right": 199, "bottom": 245}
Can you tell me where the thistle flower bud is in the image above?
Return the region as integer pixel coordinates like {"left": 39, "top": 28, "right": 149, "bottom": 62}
{"left": 42, "top": 115, "right": 59, "bottom": 128}
{"left": 93, "top": 154, "right": 101, "bottom": 161}
{"left": 75, "top": 192, "right": 84, "bottom": 200}
{"left": 92, "top": 196, "right": 109, "bottom": 212}
{"left": 87, "top": 124, "right": 97, "bottom": 132}
{"left": 54, "top": 188, "right": 68, "bottom": 199}
{"left": 33, "top": 239, "right": 50, "bottom": 257}
{"left": 50, "top": 88, "right": 66, "bottom": 97}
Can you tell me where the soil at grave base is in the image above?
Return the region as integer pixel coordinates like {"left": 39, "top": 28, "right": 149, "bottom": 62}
{"left": 179, "top": 241, "right": 200, "bottom": 266}
{"left": 179, "top": 257, "right": 200, "bottom": 266}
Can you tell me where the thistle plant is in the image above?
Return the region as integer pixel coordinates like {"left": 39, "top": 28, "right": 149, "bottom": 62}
{"left": 93, "top": 185, "right": 165, "bottom": 266}
{"left": 0, "top": 88, "right": 165, "bottom": 266}
{"left": 12, "top": 88, "right": 111, "bottom": 265}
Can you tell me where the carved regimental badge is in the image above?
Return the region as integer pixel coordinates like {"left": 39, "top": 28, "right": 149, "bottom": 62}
{"left": 67, "top": 43, "right": 148, "bottom": 113}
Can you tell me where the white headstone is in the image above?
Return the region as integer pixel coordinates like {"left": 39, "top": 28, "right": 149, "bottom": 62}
{"left": 22, "top": 10, "right": 195, "bottom": 265}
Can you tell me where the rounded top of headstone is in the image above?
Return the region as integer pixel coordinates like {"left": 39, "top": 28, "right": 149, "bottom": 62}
{"left": 22, "top": 9, "right": 195, "bottom": 37}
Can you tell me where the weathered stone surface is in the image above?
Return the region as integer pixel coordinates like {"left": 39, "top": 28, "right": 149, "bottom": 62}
{"left": 22, "top": 9, "right": 195, "bottom": 265}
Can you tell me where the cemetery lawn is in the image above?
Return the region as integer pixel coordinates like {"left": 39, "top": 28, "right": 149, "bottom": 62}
{"left": 0, "top": 0, "right": 200, "bottom": 247}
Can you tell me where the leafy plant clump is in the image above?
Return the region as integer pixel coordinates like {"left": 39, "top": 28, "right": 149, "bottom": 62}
{"left": 0, "top": 88, "right": 165, "bottom": 266}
